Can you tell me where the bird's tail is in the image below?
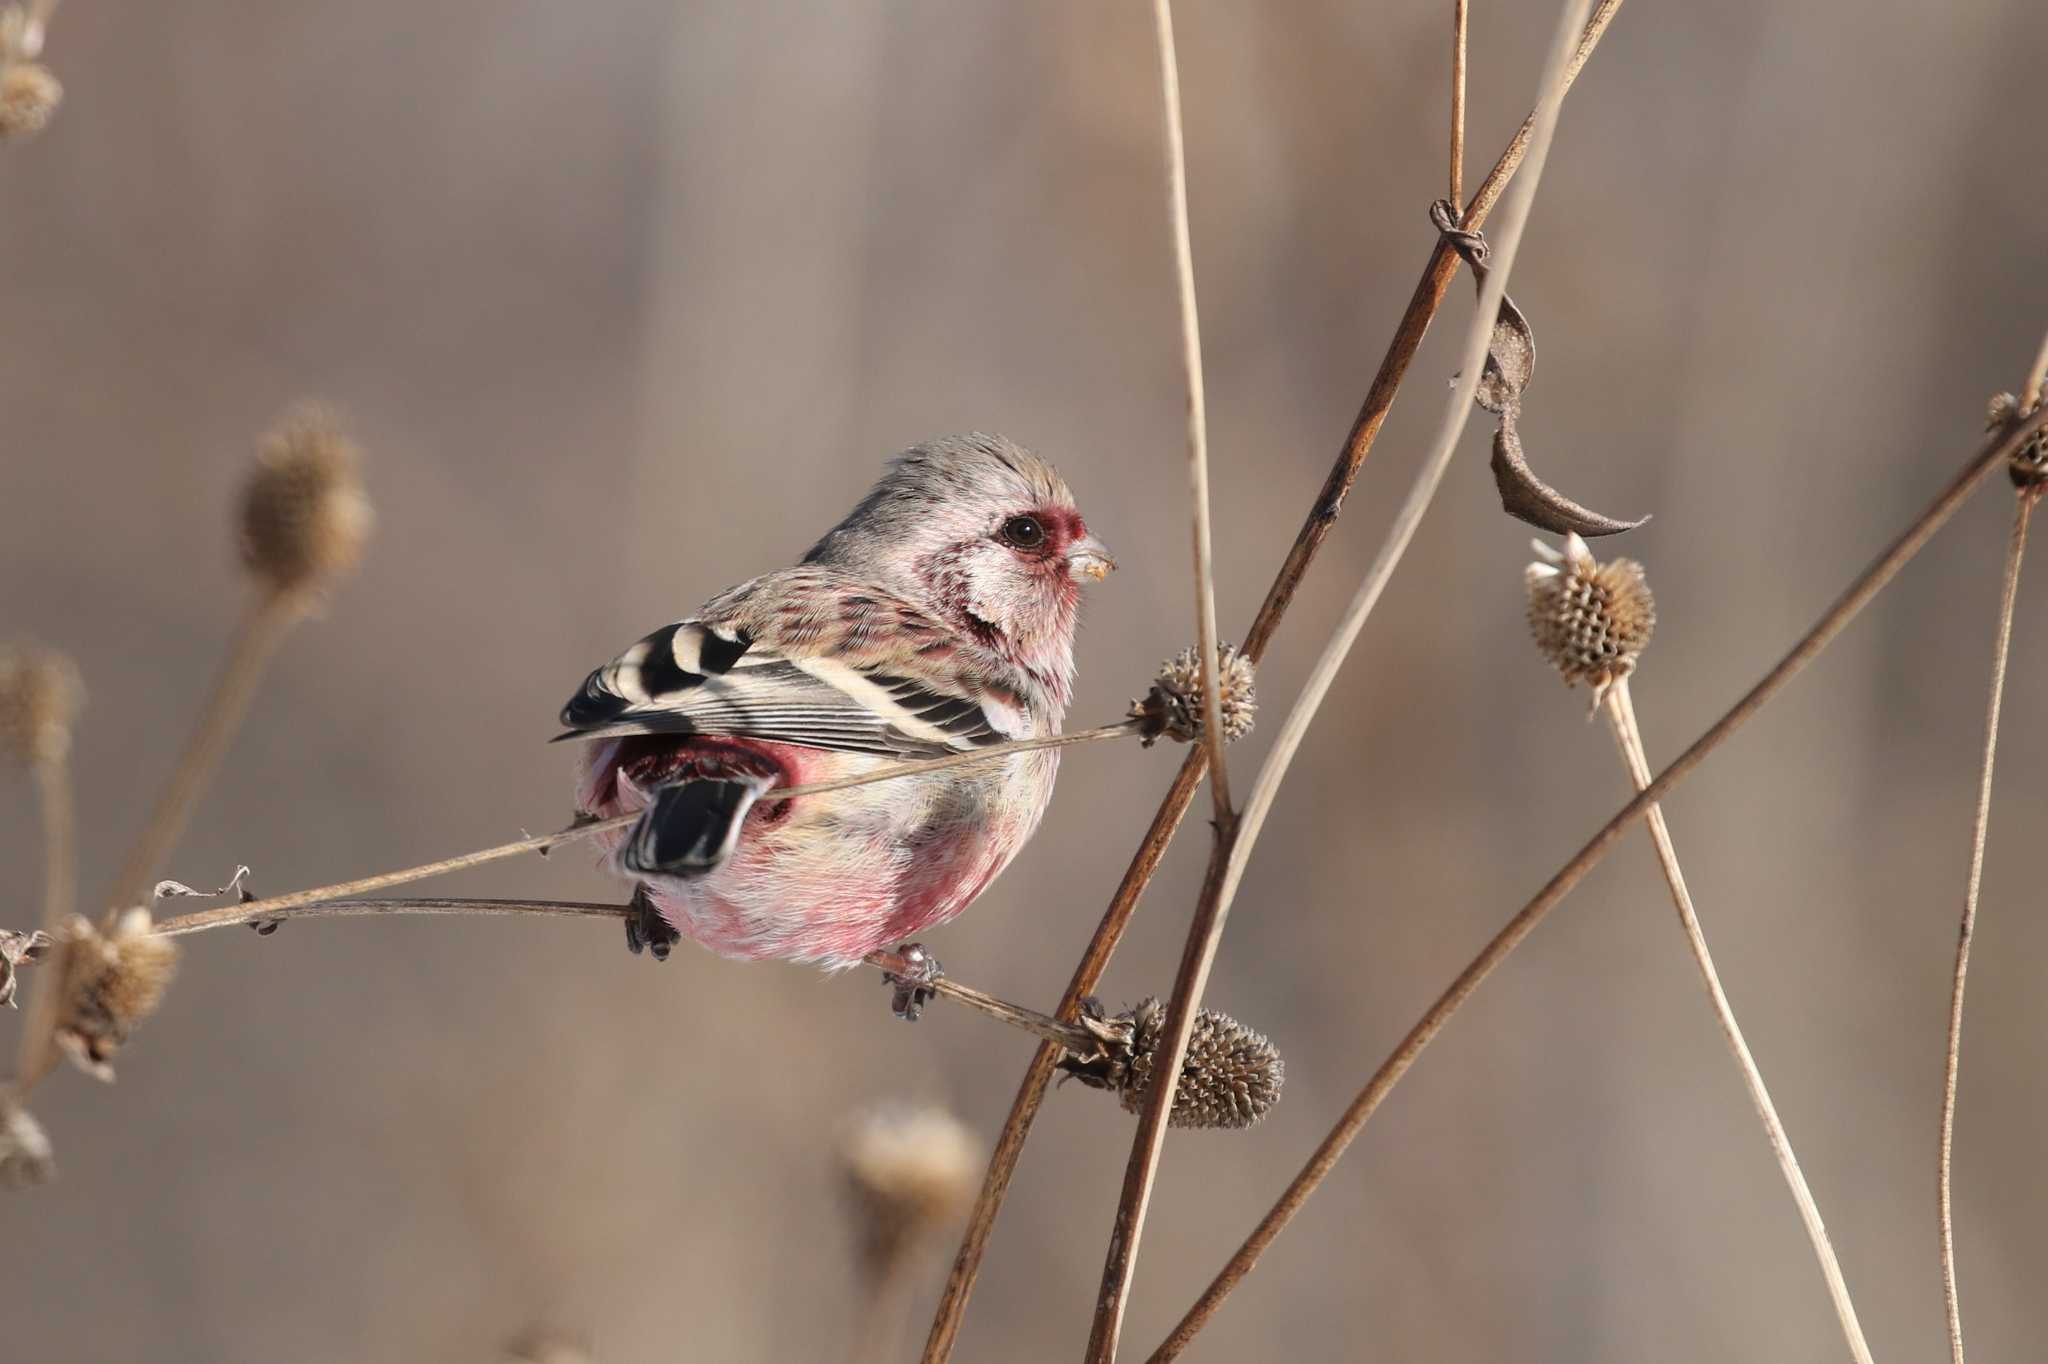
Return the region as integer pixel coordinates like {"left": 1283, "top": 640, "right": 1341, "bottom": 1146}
{"left": 622, "top": 776, "right": 769, "bottom": 879}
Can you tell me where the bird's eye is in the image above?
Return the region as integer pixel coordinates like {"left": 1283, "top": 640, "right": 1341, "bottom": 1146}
{"left": 999, "top": 515, "right": 1046, "bottom": 550}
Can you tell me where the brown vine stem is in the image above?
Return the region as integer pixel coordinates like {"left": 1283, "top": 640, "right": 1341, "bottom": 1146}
{"left": 1450, "top": 0, "right": 1469, "bottom": 208}
{"left": 921, "top": 5, "right": 1631, "bottom": 1358}
{"left": 1141, "top": 402, "right": 2048, "bottom": 1362}
{"left": 137, "top": 721, "right": 1142, "bottom": 936}
{"left": 1087, "top": 0, "right": 1592, "bottom": 1354}
{"left": 106, "top": 591, "right": 305, "bottom": 913}
{"left": 1936, "top": 487, "right": 2036, "bottom": 1364}
{"left": 1604, "top": 678, "right": 1873, "bottom": 1364}
{"left": 1152, "top": 0, "right": 1233, "bottom": 824}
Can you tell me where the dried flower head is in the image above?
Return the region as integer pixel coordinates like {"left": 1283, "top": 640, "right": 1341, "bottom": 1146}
{"left": 0, "top": 1101, "right": 54, "bottom": 1189}
{"left": 1525, "top": 533, "right": 1655, "bottom": 700}
{"left": 0, "top": 927, "right": 52, "bottom": 1009}
{"left": 238, "top": 404, "right": 373, "bottom": 600}
{"left": 52, "top": 908, "right": 178, "bottom": 1081}
{"left": 0, "top": 61, "right": 60, "bottom": 142}
{"left": 0, "top": 640, "right": 83, "bottom": 768}
{"left": 1131, "top": 643, "right": 1257, "bottom": 747}
{"left": 1989, "top": 391, "right": 2048, "bottom": 491}
{"left": 838, "top": 1104, "right": 980, "bottom": 1273}
{"left": 504, "top": 1330, "right": 593, "bottom": 1364}
{"left": 1060, "top": 997, "right": 1283, "bottom": 1131}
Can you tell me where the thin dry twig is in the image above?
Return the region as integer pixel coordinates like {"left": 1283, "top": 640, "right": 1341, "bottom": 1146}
{"left": 1450, "top": 0, "right": 1469, "bottom": 208}
{"left": 1141, "top": 403, "right": 2048, "bottom": 1361}
{"left": 9, "top": 746, "right": 76, "bottom": 1095}
{"left": 1936, "top": 488, "right": 2035, "bottom": 1364}
{"left": 1604, "top": 679, "right": 1874, "bottom": 1364}
{"left": 922, "top": 8, "right": 1631, "bottom": 1356}
{"left": 1151, "top": 0, "right": 1232, "bottom": 823}
{"left": 138, "top": 721, "right": 1142, "bottom": 935}
{"left": 106, "top": 593, "right": 303, "bottom": 912}
{"left": 1085, "top": 1, "right": 1594, "bottom": 1355}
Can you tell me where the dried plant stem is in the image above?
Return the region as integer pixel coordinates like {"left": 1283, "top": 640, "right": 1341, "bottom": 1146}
{"left": 1936, "top": 490, "right": 2035, "bottom": 1364}
{"left": 134, "top": 722, "right": 1140, "bottom": 935}
{"left": 1141, "top": 404, "right": 2048, "bottom": 1362}
{"left": 856, "top": 1252, "right": 922, "bottom": 1364}
{"left": 1450, "top": 0, "right": 1469, "bottom": 207}
{"left": 1603, "top": 678, "right": 1874, "bottom": 1364}
{"left": 107, "top": 591, "right": 304, "bottom": 912}
{"left": 8, "top": 751, "right": 77, "bottom": 1094}
{"left": 2022, "top": 332, "right": 2048, "bottom": 412}
{"left": 922, "top": 8, "right": 1631, "bottom": 1358}
{"left": 1151, "top": 0, "right": 1232, "bottom": 823}
{"left": 1086, "top": 2, "right": 1593, "bottom": 1356}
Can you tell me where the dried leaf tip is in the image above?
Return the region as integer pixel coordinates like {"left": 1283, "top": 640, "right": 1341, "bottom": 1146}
{"left": 0, "top": 1102, "right": 54, "bottom": 1189}
{"left": 1132, "top": 643, "right": 1257, "bottom": 747}
{"left": 1060, "top": 997, "right": 1283, "bottom": 1130}
{"left": 0, "top": 60, "right": 59, "bottom": 142}
{"left": 0, "top": 641, "right": 83, "bottom": 769}
{"left": 1525, "top": 533, "right": 1655, "bottom": 701}
{"left": 1988, "top": 390, "right": 2048, "bottom": 491}
{"left": 838, "top": 1103, "right": 980, "bottom": 1274}
{"left": 239, "top": 403, "right": 373, "bottom": 603}
{"left": 0, "top": 927, "right": 52, "bottom": 1009}
{"left": 52, "top": 908, "right": 178, "bottom": 1081}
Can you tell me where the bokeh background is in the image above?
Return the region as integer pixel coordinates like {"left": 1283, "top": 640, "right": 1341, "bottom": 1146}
{"left": 5, "top": 2, "right": 2048, "bottom": 1360}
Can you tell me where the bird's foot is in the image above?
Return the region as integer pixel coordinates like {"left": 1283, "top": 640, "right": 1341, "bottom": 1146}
{"left": 882, "top": 943, "right": 943, "bottom": 1022}
{"left": 623, "top": 884, "right": 680, "bottom": 962}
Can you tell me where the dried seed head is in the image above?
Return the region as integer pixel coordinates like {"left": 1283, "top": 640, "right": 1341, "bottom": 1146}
{"left": 52, "top": 908, "right": 178, "bottom": 1081}
{"left": 505, "top": 1330, "right": 592, "bottom": 1364}
{"left": 1990, "top": 391, "right": 2048, "bottom": 491}
{"left": 0, "top": 927, "right": 52, "bottom": 1010}
{"left": 838, "top": 1103, "right": 979, "bottom": 1273}
{"left": 1525, "top": 533, "right": 1655, "bottom": 700}
{"left": 0, "top": 641, "right": 83, "bottom": 768}
{"left": 0, "top": 1102, "right": 54, "bottom": 1189}
{"left": 1060, "top": 997, "right": 1284, "bottom": 1131}
{"left": 1131, "top": 643, "right": 1257, "bottom": 747}
{"left": 238, "top": 404, "right": 373, "bottom": 600}
{"left": 0, "top": 62, "right": 60, "bottom": 142}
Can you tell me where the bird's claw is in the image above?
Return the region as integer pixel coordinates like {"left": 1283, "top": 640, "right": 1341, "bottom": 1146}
{"left": 884, "top": 943, "right": 943, "bottom": 1021}
{"left": 624, "top": 885, "right": 680, "bottom": 962}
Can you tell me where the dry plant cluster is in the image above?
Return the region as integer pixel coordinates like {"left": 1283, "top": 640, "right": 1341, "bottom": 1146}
{"left": 4, "top": 1, "right": 2046, "bottom": 1361}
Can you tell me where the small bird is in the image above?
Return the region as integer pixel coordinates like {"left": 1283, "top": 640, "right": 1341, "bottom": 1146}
{"left": 557, "top": 434, "right": 1113, "bottom": 997}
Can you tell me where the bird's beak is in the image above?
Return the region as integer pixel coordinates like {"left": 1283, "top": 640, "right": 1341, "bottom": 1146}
{"left": 1069, "top": 536, "right": 1117, "bottom": 583}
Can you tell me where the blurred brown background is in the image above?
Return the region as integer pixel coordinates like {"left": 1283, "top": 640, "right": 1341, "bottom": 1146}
{"left": 5, "top": 2, "right": 2048, "bottom": 1360}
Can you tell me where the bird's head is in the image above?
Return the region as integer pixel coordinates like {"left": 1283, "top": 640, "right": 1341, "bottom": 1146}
{"left": 805, "top": 434, "right": 1113, "bottom": 700}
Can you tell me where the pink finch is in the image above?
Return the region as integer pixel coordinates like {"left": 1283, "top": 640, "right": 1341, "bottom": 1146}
{"left": 558, "top": 434, "right": 1113, "bottom": 981}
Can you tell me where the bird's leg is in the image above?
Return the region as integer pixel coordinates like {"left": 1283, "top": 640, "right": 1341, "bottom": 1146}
{"left": 882, "top": 942, "right": 943, "bottom": 1021}
{"left": 624, "top": 883, "right": 680, "bottom": 962}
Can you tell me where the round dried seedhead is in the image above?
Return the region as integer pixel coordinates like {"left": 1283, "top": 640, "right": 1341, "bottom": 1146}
{"left": 0, "top": 640, "right": 83, "bottom": 768}
{"left": 1131, "top": 643, "right": 1257, "bottom": 747}
{"left": 239, "top": 404, "right": 373, "bottom": 600}
{"left": 0, "top": 62, "right": 60, "bottom": 142}
{"left": 1064, "top": 997, "right": 1283, "bottom": 1131}
{"left": 1525, "top": 533, "right": 1655, "bottom": 698}
{"left": 53, "top": 908, "right": 179, "bottom": 1082}
{"left": 837, "top": 1103, "right": 979, "bottom": 1273}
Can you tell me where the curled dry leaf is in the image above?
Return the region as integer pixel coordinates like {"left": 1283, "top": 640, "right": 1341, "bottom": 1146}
{"left": 1493, "top": 418, "right": 1648, "bottom": 538}
{"left": 0, "top": 927, "right": 52, "bottom": 1009}
{"left": 1474, "top": 293, "right": 1536, "bottom": 415}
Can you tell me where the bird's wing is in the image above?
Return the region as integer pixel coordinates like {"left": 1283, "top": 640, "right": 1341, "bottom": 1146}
{"left": 554, "top": 570, "right": 1030, "bottom": 758}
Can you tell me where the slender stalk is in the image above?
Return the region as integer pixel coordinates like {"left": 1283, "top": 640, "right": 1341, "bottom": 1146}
{"left": 1151, "top": 0, "right": 1232, "bottom": 823}
{"left": 922, "top": 8, "right": 1633, "bottom": 1357}
{"left": 1604, "top": 678, "right": 1873, "bottom": 1364}
{"left": 1141, "top": 404, "right": 2048, "bottom": 1362}
{"left": 127, "top": 721, "right": 1141, "bottom": 933}
{"left": 2022, "top": 332, "right": 2048, "bottom": 412}
{"left": 1450, "top": 0, "right": 1469, "bottom": 208}
{"left": 1936, "top": 490, "right": 2035, "bottom": 1364}
{"left": 1087, "top": 2, "right": 1593, "bottom": 1356}
{"left": 107, "top": 592, "right": 303, "bottom": 912}
{"left": 8, "top": 751, "right": 77, "bottom": 1094}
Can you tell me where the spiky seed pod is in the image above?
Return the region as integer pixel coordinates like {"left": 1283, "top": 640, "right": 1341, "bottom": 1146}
{"left": 238, "top": 404, "right": 373, "bottom": 601}
{"left": 837, "top": 1104, "right": 979, "bottom": 1274}
{"left": 0, "top": 62, "right": 60, "bottom": 142}
{"left": 1131, "top": 643, "right": 1257, "bottom": 747}
{"left": 51, "top": 908, "right": 178, "bottom": 1082}
{"left": 1525, "top": 533, "right": 1655, "bottom": 699}
{"left": 0, "top": 641, "right": 83, "bottom": 768}
{"left": 0, "top": 928, "right": 52, "bottom": 1010}
{"left": 1060, "top": 997, "right": 1283, "bottom": 1130}
{"left": 0, "top": 1102, "right": 54, "bottom": 1189}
